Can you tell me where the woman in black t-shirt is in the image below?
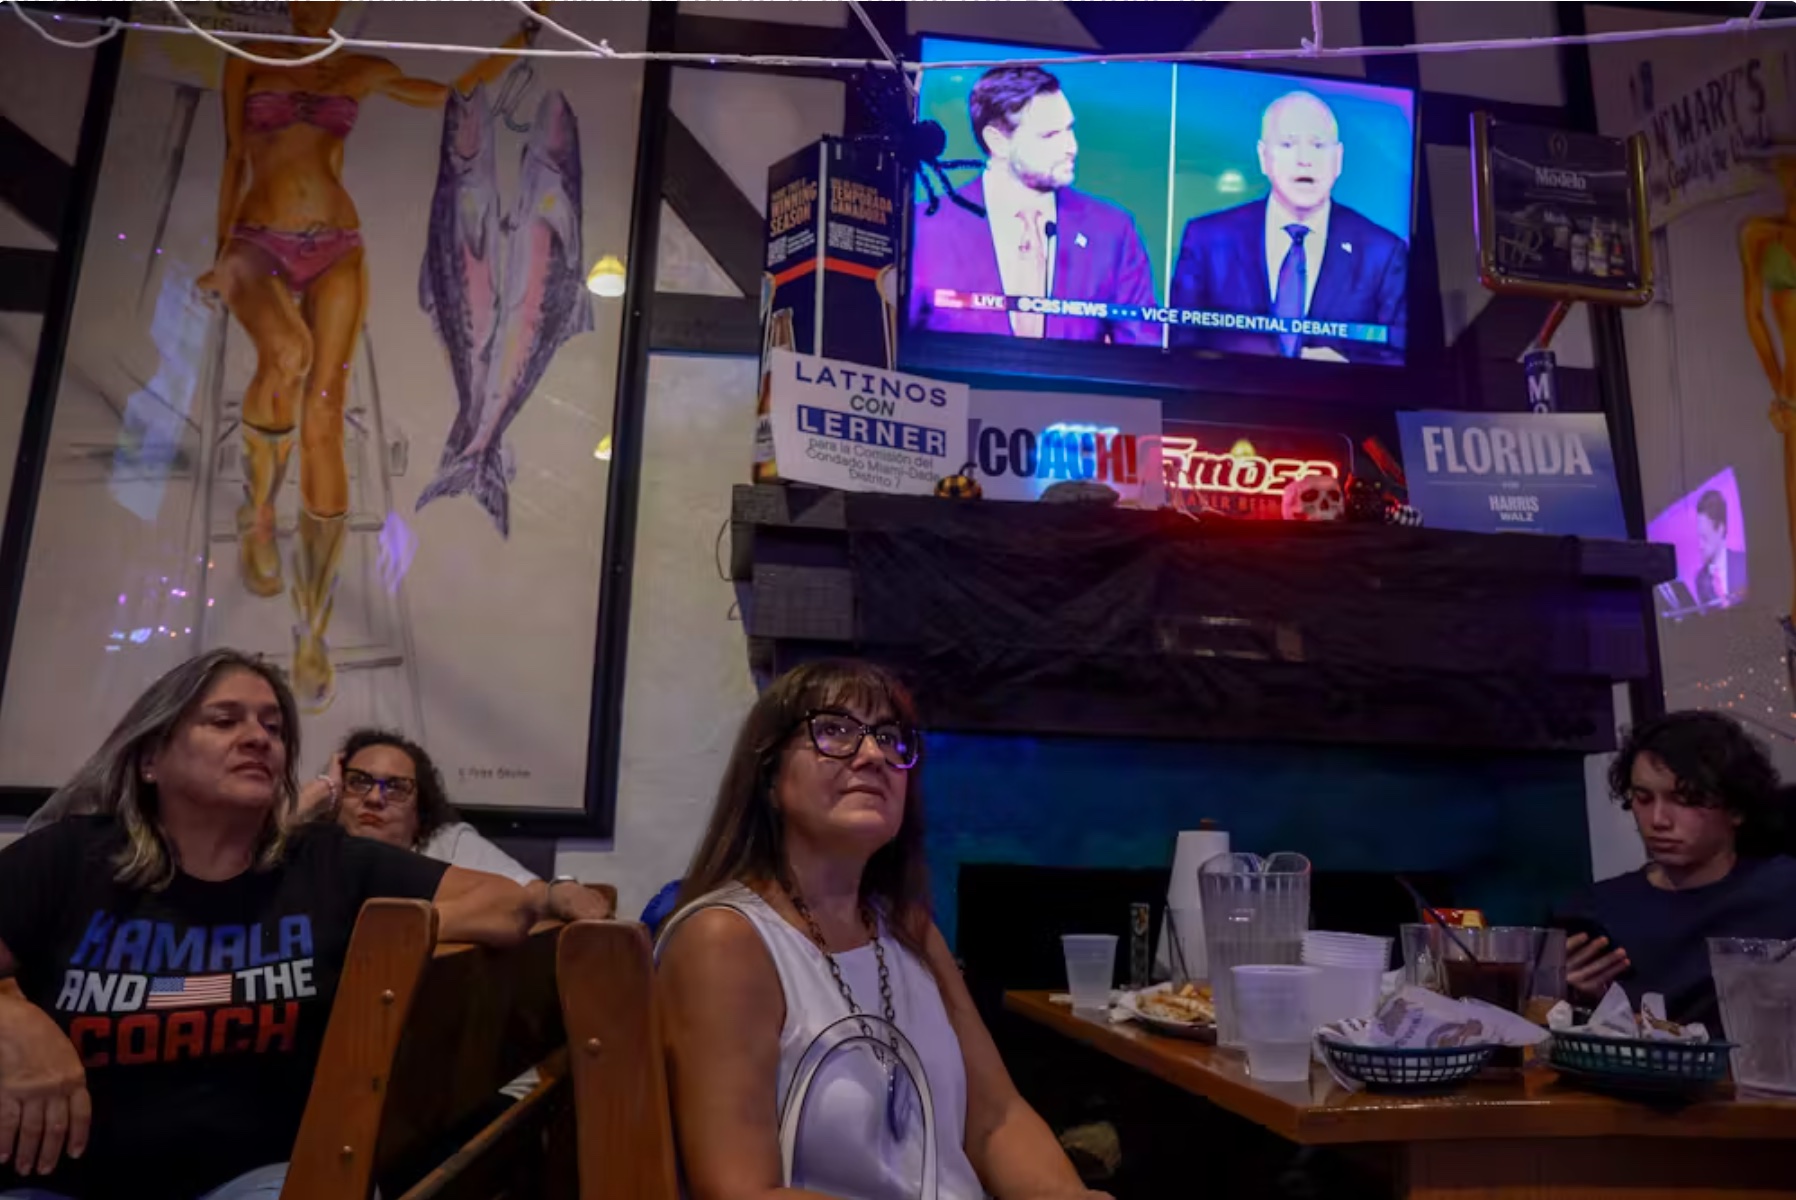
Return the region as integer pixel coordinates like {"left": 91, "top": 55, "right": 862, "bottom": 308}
{"left": 0, "top": 649, "right": 534, "bottom": 1200}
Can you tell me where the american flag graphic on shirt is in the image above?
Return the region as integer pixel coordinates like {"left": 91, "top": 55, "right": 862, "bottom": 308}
{"left": 145, "top": 974, "right": 234, "bottom": 1009}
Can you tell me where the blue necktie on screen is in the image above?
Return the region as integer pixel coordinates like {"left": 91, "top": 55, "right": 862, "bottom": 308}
{"left": 1273, "top": 224, "right": 1309, "bottom": 357}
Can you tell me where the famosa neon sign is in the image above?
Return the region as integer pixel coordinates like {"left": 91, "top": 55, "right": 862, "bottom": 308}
{"left": 1161, "top": 436, "right": 1341, "bottom": 496}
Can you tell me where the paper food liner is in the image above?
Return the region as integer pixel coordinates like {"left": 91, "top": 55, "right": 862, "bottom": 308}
{"left": 1315, "top": 986, "right": 1547, "bottom": 1092}
{"left": 1544, "top": 984, "right": 1709, "bottom": 1043}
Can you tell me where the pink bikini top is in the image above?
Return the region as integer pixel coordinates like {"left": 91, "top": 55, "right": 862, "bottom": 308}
{"left": 244, "top": 91, "right": 359, "bottom": 139}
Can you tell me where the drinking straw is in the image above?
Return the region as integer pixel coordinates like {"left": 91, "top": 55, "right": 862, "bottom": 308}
{"left": 1395, "top": 875, "right": 1483, "bottom": 967}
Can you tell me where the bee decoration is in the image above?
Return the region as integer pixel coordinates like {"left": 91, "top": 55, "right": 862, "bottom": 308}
{"left": 934, "top": 461, "right": 983, "bottom": 500}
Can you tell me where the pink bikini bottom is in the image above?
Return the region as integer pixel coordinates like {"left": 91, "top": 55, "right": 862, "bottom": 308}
{"left": 231, "top": 225, "right": 363, "bottom": 290}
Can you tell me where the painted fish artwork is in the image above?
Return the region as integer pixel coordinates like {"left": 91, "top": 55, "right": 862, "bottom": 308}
{"left": 418, "top": 85, "right": 503, "bottom": 486}
{"left": 418, "top": 85, "right": 593, "bottom": 537}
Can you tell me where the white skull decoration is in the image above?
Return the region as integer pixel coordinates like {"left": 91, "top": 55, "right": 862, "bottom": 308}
{"left": 1281, "top": 473, "right": 1344, "bottom": 521}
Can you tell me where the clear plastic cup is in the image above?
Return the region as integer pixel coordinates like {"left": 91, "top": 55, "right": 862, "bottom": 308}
{"left": 1302, "top": 932, "right": 1390, "bottom": 968}
{"left": 1401, "top": 922, "right": 1446, "bottom": 991}
{"left": 1062, "top": 934, "right": 1118, "bottom": 1012}
{"left": 1710, "top": 937, "right": 1796, "bottom": 1095}
{"left": 1441, "top": 926, "right": 1559, "bottom": 1016}
{"left": 1233, "top": 964, "right": 1319, "bottom": 1083}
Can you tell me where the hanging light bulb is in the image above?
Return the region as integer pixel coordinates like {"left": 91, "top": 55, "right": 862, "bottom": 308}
{"left": 586, "top": 254, "right": 627, "bottom": 298}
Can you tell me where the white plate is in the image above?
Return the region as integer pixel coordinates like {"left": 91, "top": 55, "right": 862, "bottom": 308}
{"left": 1118, "top": 986, "right": 1218, "bottom": 1042}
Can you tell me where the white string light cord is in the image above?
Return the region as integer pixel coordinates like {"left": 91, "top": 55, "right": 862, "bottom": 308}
{"left": 157, "top": 0, "right": 345, "bottom": 66}
{"left": 7, "top": 0, "right": 1794, "bottom": 76}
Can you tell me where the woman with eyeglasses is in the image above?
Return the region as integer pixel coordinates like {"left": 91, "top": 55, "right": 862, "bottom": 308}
{"left": 0, "top": 651, "right": 533, "bottom": 1199}
{"left": 296, "top": 730, "right": 611, "bottom": 923}
{"left": 657, "top": 660, "right": 1101, "bottom": 1200}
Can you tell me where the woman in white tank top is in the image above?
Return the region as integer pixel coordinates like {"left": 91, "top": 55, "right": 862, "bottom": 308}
{"left": 657, "top": 660, "right": 1104, "bottom": 1200}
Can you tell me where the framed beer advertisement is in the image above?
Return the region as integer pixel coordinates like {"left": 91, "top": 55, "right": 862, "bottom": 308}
{"left": 1471, "top": 112, "right": 1655, "bottom": 306}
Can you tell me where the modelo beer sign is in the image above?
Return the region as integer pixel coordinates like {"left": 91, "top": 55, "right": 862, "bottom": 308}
{"left": 1161, "top": 420, "right": 1354, "bottom": 520}
{"left": 964, "top": 390, "right": 1164, "bottom": 506}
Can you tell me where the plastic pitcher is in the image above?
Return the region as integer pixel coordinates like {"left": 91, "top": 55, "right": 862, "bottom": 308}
{"left": 1710, "top": 937, "right": 1796, "bottom": 1096}
{"left": 1199, "top": 852, "right": 1311, "bottom": 1047}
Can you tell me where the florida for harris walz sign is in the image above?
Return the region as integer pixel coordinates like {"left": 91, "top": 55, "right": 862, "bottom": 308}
{"left": 1397, "top": 411, "right": 1628, "bottom": 539}
{"left": 768, "top": 349, "right": 968, "bottom": 494}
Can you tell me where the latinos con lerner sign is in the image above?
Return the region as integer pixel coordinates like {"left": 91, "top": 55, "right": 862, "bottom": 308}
{"left": 1471, "top": 113, "right": 1655, "bottom": 306}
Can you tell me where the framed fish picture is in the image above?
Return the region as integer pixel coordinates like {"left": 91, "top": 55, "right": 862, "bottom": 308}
{"left": 0, "top": 2, "right": 650, "bottom": 833}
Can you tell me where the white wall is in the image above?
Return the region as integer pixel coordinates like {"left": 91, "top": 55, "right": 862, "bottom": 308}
{"left": 555, "top": 353, "right": 759, "bottom": 913}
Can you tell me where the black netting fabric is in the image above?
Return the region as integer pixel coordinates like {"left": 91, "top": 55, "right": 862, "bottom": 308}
{"left": 843, "top": 496, "right": 1601, "bottom": 746}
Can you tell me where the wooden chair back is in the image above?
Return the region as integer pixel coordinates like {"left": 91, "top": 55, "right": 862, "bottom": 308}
{"left": 557, "top": 920, "right": 680, "bottom": 1200}
{"left": 285, "top": 900, "right": 569, "bottom": 1200}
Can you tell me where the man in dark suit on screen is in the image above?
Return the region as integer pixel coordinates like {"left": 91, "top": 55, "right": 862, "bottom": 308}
{"left": 1169, "top": 90, "right": 1407, "bottom": 363}
{"left": 909, "top": 65, "right": 1159, "bottom": 345}
{"left": 1694, "top": 489, "right": 1748, "bottom": 608}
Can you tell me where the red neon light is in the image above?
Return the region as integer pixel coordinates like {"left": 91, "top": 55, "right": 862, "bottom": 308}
{"left": 1161, "top": 436, "right": 1342, "bottom": 496}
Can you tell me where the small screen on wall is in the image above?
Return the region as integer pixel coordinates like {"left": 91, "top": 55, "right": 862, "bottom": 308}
{"left": 1647, "top": 467, "right": 1750, "bottom": 620}
{"left": 906, "top": 37, "right": 1419, "bottom": 369}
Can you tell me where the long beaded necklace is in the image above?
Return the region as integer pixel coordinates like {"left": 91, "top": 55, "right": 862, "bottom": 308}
{"left": 780, "top": 877, "right": 910, "bottom": 1140}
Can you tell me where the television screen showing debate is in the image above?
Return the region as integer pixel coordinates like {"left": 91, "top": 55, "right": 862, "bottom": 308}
{"left": 908, "top": 38, "right": 1419, "bottom": 368}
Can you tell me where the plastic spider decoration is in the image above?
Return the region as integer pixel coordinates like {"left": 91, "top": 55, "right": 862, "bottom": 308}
{"left": 852, "top": 67, "right": 986, "bottom": 219}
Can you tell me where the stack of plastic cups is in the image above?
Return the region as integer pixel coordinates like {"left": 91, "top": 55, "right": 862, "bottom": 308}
{"left": 1301, "top": 931, "right": 1391, "bottom": 1028}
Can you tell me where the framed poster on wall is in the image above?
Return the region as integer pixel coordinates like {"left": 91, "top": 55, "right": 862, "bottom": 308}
{"left": 0, "top": 3, "right": 649, "bottom": 831}
{"left": 1470, "top": 112, "right": 1654, "bottom": 306}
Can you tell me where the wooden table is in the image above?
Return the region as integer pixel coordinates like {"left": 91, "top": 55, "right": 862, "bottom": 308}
{"left": 1005, "top": 990, "right": 1796, "bottom": 1199}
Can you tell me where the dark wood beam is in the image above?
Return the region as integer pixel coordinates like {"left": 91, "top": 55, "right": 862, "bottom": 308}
{"left": 672, "top": 13, "right": 867, "bottom": 60}
{"left": 0, "top": 248, "right": 55, "bottom": 313}
{"left": 649, "top": 292, "right": 759, "bottom": 356}
{"left": 0, "top": 15, "right": 124, "bottom": 811}
{"left": 1455, "top": 293, "right": 1558, "bottom": 361}
{"left": 1065, "top": 2, "right": 1230, "bottom": 54}
{"left": 0, "top": 115, "right": 72, "bottom": 242}
{"left": 671, "top": 12, "right": 875, "bottom": 83}
{"left": 1420, "top": 95, "right": 1572, "bottom": 147}
{"left": 662, "top": 115, "right": 763, "bottom": 299}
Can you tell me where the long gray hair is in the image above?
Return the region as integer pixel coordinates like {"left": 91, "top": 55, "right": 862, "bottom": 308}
{"left": 28, "top": 648, "right": 303, "bottom": 890}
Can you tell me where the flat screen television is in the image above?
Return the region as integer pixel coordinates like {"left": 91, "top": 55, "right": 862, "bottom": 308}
{"left": 905, "top": 37, "right": 1419, "bottom": 384}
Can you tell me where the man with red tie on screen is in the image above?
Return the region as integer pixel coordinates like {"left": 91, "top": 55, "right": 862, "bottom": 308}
{"left": 1169, "top": 90, "right": 1407, "bottom": 364}
{"left": 909, "top": 66, "right": 1159, "bottom": 345}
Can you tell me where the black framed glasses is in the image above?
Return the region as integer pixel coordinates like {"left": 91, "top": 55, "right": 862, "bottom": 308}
{"left": 343, "top": 767, "right": 418, "bottom": 803}
{"left": 801, "top": 709, "right": 920, "bottom": 770}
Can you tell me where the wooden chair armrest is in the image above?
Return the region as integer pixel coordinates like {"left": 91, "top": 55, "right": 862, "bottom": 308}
{"left": 286, "top": 899, "right": 438, "bottom": 1200}
{"left": 558, "top": 920, "right": 679, "bottom": 1200}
